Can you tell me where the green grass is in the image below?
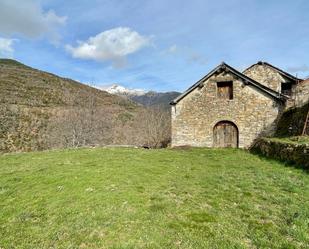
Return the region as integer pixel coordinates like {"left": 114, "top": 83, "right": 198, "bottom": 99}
{"left": 0, "top": 148, "right": 308, "bottom": 248}
{"left": 268, "top": 136, "right": 309, "bottom": 145}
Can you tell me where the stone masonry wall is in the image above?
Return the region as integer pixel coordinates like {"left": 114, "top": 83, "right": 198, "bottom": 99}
{"left": 243, "top": 63, "right": 305, "bottom": 109}
{"left": 294, "top": 80, "right": 309, "bottom": 107}
{"left": 171, "top": 71, "right": 283, "bottom": 148}
{"left": 243, "top": 64, "right": 293, "bottom": 93}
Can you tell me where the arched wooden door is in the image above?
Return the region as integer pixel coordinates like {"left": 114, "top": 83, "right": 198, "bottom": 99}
{"left": 213, "top": 121, "right": 238, "bottom": 148}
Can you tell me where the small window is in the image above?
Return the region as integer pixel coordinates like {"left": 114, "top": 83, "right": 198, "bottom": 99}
{"left": 217, "top": 81, "right": 233, "bottom": 100}
{"left": 281, "top": 83, "right": 292, "bottom": 96}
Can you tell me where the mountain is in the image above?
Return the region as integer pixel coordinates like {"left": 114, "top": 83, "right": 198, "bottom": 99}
{"left": 100, "top": 84, "right": 146, "bottom": 96}
{"left": 0, "top": 59, "right": 144, "bottom": 152}
{"left": 101, "top": 84, "right": 180, "bottom": 109}
{"left": 130, "top": 91, "right": 181, "bottom": 108}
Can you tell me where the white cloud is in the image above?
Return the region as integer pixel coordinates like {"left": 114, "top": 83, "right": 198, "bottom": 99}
{"left": 0, "top": 0, "right": 66, "bottom": 42}
{"left": 66, "top": 27, "right": 151, "bottom": 68}
{"left": 0, "top": 38, "right": 16, "bottom": 58}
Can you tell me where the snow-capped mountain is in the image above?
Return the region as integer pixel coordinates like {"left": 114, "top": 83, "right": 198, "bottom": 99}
{"left": 99, "top": 84, "right": 180, "bottom": 109}
{"left": 100, "top": 84, "right": 146, "bottom": 96}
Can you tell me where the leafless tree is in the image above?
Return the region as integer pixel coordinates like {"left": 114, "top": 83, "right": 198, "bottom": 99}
{"left": 1, "top": 89, "right": 172, "bottom": 152}
{"left": 137, "top": 106, "right": 171, "bottom": 148}
{"left": 46, "top": 92, "right": 116, "bottom": 149}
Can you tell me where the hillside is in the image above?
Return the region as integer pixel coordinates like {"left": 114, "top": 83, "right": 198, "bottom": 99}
{"left": 275, "top": 101, "right": 309, "bottom": 137}
{"left": 0, "top": 59, "right": 151, "bottom": 152}
{"left": 0, "top": 59, "right": 136, "bottom": 108}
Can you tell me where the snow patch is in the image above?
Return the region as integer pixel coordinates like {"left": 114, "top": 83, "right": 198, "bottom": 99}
{"left": 99, "top": 84, "right": 146, "bottom": 96}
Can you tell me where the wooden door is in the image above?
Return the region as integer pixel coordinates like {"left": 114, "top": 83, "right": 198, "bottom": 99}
{"left": 217, "top": 82, "right": 233, "bottom": 100}
{"left": 213, "top": 121, "right": 238, "bottom": 148}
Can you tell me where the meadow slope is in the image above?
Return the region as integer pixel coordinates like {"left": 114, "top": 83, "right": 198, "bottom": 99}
{"left": 0, "top": 148, "right": 308, "bottom": 248}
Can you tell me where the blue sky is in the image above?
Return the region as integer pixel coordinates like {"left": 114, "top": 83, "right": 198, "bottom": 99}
{"left": 0, "top": 0, "right": 308, "bottom": 92}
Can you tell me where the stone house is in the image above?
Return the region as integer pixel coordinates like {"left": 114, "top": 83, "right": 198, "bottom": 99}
{"left": 170, "top": 62, "right": 309, "bottom": 148}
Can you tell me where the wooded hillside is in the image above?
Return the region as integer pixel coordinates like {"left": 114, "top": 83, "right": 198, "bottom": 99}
{"left": 0, "top": 59, "right": 170, "bottom": 152}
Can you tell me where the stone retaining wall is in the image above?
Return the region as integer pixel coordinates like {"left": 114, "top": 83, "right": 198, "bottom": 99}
{"left": 250, "top": 138, "right": 309, "bottom": 169}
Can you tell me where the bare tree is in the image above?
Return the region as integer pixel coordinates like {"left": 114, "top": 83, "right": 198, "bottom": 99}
{"left": 137, "top": 106, "right": 171, "bottom": 148}
{"left": 46, "top": 92, "right": 115, "bottom": 149}
{"left": 1, "top": 89, "right": 172, "bottom": 152}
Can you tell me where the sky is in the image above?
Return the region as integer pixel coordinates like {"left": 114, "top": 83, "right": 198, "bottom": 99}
{"left": 0, "top": 0, "right": 308, "bottom": 92}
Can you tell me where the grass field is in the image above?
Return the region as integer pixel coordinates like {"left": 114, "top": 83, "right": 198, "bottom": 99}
{"left": 0, "top": 148, "right": 308, "bottom": 249}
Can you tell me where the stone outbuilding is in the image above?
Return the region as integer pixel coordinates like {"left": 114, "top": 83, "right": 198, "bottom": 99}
{"left": 170, "top": 62, "right": 308, "bottom": 148}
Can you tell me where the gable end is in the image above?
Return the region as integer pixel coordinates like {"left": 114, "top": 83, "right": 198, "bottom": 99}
{"left": 243, "top": 61, "right": 302, "bottom": 83}
{"left": 171, "top": 62, "right": 286, "bottom": 105}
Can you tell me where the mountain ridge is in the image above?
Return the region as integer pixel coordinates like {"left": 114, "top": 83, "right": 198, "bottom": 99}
{"left": 100, "top": 83, "right": 180, "bottom": 108}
